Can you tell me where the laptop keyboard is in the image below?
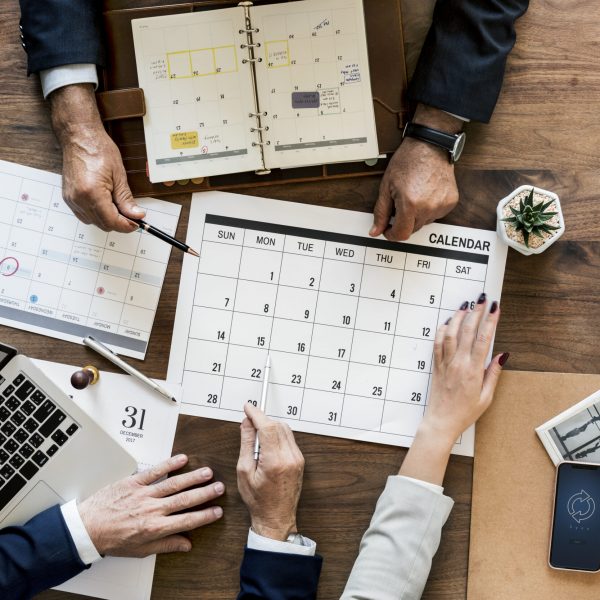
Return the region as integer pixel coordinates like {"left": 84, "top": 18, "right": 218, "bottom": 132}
{"left": 0, "top": 373, "right": 79, "bottom": 511}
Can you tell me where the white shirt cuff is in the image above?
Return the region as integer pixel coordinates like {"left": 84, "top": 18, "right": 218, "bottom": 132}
{"left": 39, "top": 64, "right": 99, "bottom": 99}
{"left": 247, "top": 528, "right": 317, "bottom": 557}
{"left": 397, "top": 475, "right": 444, "bottom": 495}
{"left": 443, "top": 110, "right": 470, "bottom": 123}
{"left": 60, "top": 499, "right": 102, "bottom": 566}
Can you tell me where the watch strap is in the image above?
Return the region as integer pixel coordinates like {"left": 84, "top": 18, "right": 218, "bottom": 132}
{"left": 403, "top": 121, "right": 458, "bottom": 152}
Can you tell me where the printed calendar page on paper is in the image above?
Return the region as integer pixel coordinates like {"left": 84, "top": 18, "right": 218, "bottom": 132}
{"left": 132, "top": 6, "right": 264, "bottom": 183}
{"left": 252, "top": 0, "right": 378, "bottom": 169}
{"left": 0, "top": 160, "right": 180, "bottom": 360}
{"left": 168, "top": 192, "right": 508, "bottom": 457}
{"left": 132, "top": 0, "right": 378, "bottom": 183}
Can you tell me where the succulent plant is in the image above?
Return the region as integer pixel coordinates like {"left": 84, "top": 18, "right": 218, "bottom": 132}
{"left": 501, "top": 187, "right": 560, "bottom": 248}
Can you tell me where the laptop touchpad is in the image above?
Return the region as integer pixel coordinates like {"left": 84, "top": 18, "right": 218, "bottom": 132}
{"left": 1, "top": 481, "right": 65, "bottom": 527}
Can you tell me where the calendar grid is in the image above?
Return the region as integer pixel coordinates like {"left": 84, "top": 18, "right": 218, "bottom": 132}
{"left": 379, "top": 262, "right": 408, "bottom": 432}
{"left": 211, "top": 402, "right": 436, "bottom": 439}
{"left": 0, "top": 160, "right": 180, "bottom": 358}
{"left": 335, "top": 248, "right": 367, "bottom": 427}
{"left": 202, "top": 217, "right": 490, "bottom": 264}
{"left": 423, "top": 262, "right": 449, "bottom": 417}
{"left": 218, "top": 228, "right": 246, "bottom": 408}
{"left": 185, "top": 338, "right": 440, "bottom": 370}
{"left": 186, "top": 214, "right": 491, "bottom": 437}
{"left": 299, "top": 243, "right": 327, "bottom": 420}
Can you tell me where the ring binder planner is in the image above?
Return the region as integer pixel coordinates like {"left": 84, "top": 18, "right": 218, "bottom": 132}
{"left": 100, "top": 0, "right": 408, "bottom": 196}
{"left": 131, "top": 0, "right": 380, "bottom": 183}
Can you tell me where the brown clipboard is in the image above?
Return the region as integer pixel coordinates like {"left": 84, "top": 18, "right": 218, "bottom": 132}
{"left": 99, "top": 0, "right": 408, "bottom": 196}
{"left": 468, "top": 370, "right": 600, "bottom": 599}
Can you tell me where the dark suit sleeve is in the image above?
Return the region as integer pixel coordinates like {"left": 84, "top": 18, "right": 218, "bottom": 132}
{"left": 19, "top": 0, "right": 105, "bottom": 74}
{"left": 238, "top": 548, "right": 323, "bottom": 600}
{"left": 408, "top": 0, "right": 530, "bottom": 122}
{"left": 0, "top": 504, "right": 87, "bottom": 599}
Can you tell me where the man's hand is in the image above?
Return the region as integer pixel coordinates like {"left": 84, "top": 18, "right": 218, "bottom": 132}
{"left": 370, "top": 104, "right": 462, "bottom": 241}
{"left": 49, "top": 83, "right": 145, "bottom": 233}
{"left": 237, "top": 403, "right": 305, "bottom": 541}
{"left": 78, "top": 454, "right": 224, "bottom": 557}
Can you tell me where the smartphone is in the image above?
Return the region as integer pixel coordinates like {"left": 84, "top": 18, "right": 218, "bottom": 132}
{"left": 549, "top": 461, "right": 600, "bottom": 571}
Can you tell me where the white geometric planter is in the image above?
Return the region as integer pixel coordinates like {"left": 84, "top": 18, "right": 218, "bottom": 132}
{"left": 496, "top": 185, "right": 565, "bottom": 256}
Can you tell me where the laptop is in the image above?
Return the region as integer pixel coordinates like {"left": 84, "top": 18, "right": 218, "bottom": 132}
{"left": 0, "top": 341, "right": 137, "bottom": 527}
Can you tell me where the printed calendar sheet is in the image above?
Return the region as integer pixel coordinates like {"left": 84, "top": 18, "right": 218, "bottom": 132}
{"left": 0, "top": 160, "right": 180, "bottom": 359}
{"left": 168, "top": 192, "right": 507, "bottom": 456}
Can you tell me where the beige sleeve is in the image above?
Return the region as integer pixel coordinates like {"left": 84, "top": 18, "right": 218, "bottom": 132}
{"left": 341, "top": 475, "right": 454, "bottom": 600}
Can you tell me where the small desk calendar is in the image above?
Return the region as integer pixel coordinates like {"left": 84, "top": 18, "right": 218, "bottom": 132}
{"left": 0, "top": 160, "right": 180, "bottom": 359}
{"left": 168, "top": 192, "right": 508, "bottom": 456}
{"left": 33, "top": 359, "right": 180, "bottom": 600}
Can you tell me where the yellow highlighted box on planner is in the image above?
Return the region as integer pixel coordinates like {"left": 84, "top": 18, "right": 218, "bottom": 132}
{"left": 170, "top": 131, "right": 199, "bottom": 149}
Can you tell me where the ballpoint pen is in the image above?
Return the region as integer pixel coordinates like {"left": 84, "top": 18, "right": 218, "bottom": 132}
{"left": 83, "top": 336, "right": 177, "bottom": 403}
{"left": 129, "top": 216, "right": 200, "bottom": 257}
{"left": 254, "top": 353, "right": 271, "bottom": 460}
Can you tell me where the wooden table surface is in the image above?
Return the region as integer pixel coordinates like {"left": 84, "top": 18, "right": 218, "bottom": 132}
{"left": 1, "top": 0, "right": 600, "bottom": 598}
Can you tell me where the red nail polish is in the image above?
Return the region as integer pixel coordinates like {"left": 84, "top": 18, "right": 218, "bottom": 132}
{"left": 499, "top": 352, "right": 510, "bottom": 366}
{"left": 490, "top": 301, "right": 498, "bottom": 314}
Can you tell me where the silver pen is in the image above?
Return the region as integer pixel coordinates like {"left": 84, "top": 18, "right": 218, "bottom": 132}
{"left": 83, "top": 336, "right": 177, "bottom": 403}
{"left": 254, "top": 354, "right": 271, "bottom": 460}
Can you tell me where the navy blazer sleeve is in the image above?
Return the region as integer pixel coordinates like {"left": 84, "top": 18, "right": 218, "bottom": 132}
{"left": 238, "top": 548, "right": 323, "bottom": 600}
{"left": 408, "top": 0, "right": 529, "bottom": 122}
{"left": 0, "top": 504, "right": 86, "bottom": 599}
{"left": 19, "top": 0, "right": 104, "bottom": 74}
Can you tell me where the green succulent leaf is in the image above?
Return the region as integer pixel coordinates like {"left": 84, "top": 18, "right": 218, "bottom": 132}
{"left": 503, "top": 188, "right": 560, "bottom": 248}
{"left": 509, "top": 205, "right": 521, "bottom": 218}
{"left": 525, "top": 188, "right": 535, "bottom": 207}
{"left": 539, "top": 199, "right": 555, "bottom": 212}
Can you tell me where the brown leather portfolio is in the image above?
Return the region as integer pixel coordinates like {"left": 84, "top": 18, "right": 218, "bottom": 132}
{"left": 100, "top": 0, "right": 408, "bottom": 196}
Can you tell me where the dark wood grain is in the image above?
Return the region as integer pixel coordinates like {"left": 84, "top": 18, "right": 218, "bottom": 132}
{"left": 2, "top": 0, "right": 600, "bottom": 598}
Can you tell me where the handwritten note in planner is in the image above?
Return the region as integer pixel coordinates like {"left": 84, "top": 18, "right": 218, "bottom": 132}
{"left": 168, "top": 192, "right": 507, "bottom": 457}
{"left": 0, "top": 160, "right": 180, "bottom": 359}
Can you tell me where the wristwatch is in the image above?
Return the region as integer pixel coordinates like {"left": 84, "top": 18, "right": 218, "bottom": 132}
{"left": 402, "top": 121, "right": 466, "bottom": 163}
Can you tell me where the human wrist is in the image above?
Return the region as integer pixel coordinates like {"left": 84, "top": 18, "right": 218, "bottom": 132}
{"left": 415, "top": 420, "right": 458, "bottom": 455}
{"left": 77, "top": 498, "right": 107, "bottom": 556}
{"left": 251, "top": 517, "right": 298, "bottom": 542}
{"left": 413, "top": 103, "right": 464, "bottom": 135}
{"left": 398, "top": 424, "right": 454, "bottom": 486}
{"left": 49, "top": 83, "right": 104, "bottom": 145}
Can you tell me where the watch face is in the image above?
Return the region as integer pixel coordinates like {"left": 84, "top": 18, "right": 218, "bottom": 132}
{"left": 452, "top": 132, "right": 466, "bottom": 162}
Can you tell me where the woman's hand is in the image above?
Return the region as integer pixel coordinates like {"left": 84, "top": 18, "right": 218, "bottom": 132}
{"left": 399, "top": 294, "right": 508, "bottom": 486}
{"left": 423, "top": 293, "right": 507, "bottom": 448}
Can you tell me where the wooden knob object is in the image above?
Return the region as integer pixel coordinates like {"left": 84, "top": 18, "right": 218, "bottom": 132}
{"left": 70, "top": 365, "right": 100, "bottom": 390}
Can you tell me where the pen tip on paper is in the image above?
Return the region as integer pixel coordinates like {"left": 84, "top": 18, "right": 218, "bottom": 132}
{"left": 188, "top": 248, "right": 200, "bottom": 257}
{"left": 171, "top": 396, "right": 178, "bottom": 403}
